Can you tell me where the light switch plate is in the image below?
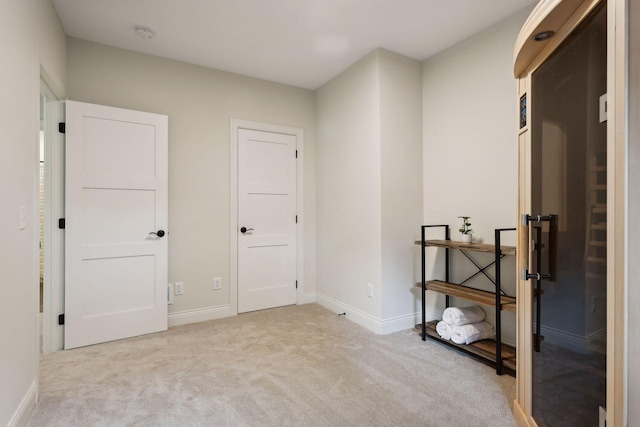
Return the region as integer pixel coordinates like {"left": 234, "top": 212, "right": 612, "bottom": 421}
{"left": 175, "top": 282, "right": 184, "bottom": 295}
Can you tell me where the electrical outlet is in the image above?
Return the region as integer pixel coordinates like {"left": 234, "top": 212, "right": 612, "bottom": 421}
{"left": 175, "top": 282, "right": 184, "bottom": 295}
{"left": 213, "top": 277, "right": 222, "bottom": 290}
{"left": 367, "top": 283, "right": 373, "bottom": 298}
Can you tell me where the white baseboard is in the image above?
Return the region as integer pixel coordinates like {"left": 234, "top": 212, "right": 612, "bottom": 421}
{"left": 587, "top": 328, "right": 607, "bottom": 348}
{"left": 315, "top": 293, "right": 382, "bottom": 333}
{"left": 168, "top": 294, "right": 318, "bottom": 328}
{"left": 9, "top": 381, "right": 36, "bottom": 427}
{"left": 381, "top": 312, "right": 423, "bottom": 334}
{"left": 168, "top": 304, "right": 234, "bottom": 327}
{"left": 301, "top": 291, "right": 316, "bottom": 304}
{"left": 539, "top": 324, "right": 606, "bottom": 354}
{"left": 423, "top": 310, "right": 440, "bottom": 324}
{"left": 315, "top": 293, "right": 422, "bottom": 335}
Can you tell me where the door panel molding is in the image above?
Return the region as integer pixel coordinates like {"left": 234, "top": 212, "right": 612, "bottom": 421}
{"left": 230, "top": 119, "right": 304, "bottom": 315}
{"left": 64, "top": 101, "right": 168, "bottom": 349}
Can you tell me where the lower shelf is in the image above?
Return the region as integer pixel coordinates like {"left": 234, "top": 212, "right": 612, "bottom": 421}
{"left": 416, "top": 320, "right": 517, "bottom": 374}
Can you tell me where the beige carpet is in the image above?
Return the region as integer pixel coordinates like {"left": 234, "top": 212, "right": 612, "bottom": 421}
{"left": 27, "top": 304, "right": 516, "bottom": 426}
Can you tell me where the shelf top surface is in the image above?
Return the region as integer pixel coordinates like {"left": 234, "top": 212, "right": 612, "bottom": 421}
{"left": 418, "top": 280, "right": 516, "bottom": 311}
{"left": 414, "top": 239, "right": 516, "bottom": 255}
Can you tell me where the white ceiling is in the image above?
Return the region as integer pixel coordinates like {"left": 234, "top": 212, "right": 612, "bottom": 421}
{"left": 51, "top": 0, "right": 537, "bottom": 90}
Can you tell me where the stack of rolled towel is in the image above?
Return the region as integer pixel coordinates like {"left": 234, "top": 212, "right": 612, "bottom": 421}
{"left": 435, "top": 306, "right": 495, "bottom": 345}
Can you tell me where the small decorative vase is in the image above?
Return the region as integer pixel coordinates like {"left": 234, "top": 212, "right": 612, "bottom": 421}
{"left": 461, "top": 234, "right": 472, "bottom": 243}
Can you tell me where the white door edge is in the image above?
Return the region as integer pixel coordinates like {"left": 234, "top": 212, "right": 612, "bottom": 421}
{"left": 229, "top": 119, "right": 304, "bottom": 314}
{"left": 39, "top": 89, "right": 65, "bottom": 354}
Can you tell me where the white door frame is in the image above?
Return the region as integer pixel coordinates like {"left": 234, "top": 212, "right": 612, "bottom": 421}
{"left": 39, "top": 80, "right": 65, "bottom": 353}
{"left": 230, "top": 119, "right": 304, "bottom": 315}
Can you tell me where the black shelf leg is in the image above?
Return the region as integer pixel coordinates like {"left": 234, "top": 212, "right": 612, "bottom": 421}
{"left": 421, "top": 225, "right": 426, "bottom": 341}
{"left": 495, "top": 229, "right": 503, "bottom": 375}
{"left": 420, "top": 225, "right": 450, "bottom": 341}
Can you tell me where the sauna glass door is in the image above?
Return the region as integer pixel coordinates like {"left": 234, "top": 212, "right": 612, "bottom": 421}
{"left": 530, "top": 3, "right": 607, "bottom": 426}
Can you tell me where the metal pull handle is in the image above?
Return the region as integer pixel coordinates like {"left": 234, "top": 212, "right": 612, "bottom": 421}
{"left": 149, "top": 230, "right": 165, "bottom": 238}
{"left": 521, "top": 214, "right": 558, "bottom": 353}
{"left": 547, "top": 215, "right": 558, "bottom": 282}
{"left": 521, "top": 214, "right": 558, "bottom": 282}
{"left": 240, "top": 227, "right": 254, "bottom": 234}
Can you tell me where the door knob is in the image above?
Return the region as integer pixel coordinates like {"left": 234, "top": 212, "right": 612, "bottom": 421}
{"left": 149, "top": 230, "right": 165, "bottom": 237}
{"left": 240, "top": 227, "right": 254, "bottom": 234}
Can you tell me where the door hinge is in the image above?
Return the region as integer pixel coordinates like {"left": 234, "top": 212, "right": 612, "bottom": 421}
{"left": 58, "top": 122, "right": 66, "bottom": 134}
{"left": 58, "top": 314, "right": 65, "bottom": 325}
{"left": 295, "top": 150, "right": 298, "bottom": 158}
{"left": 58, "top": 218, "right": 65, "bottom": 229}
{"left": 296, "top": 280, "right": 298, "bottom": 289}
{"left": 599, "top": 406, "right": 607, "bottom": 427}
{"left": 295, "top": 215, "right": 298, "bottom": 224}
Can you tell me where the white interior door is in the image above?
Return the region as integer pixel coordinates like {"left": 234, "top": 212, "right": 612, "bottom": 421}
{"left": 64, "top": 101, "right": 168, "bottom": 349}
{"left": 238, "top": 129, "right": 296, "bottom": 313}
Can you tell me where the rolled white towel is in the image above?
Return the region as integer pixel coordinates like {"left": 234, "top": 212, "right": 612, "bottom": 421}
{"left": 451, "top": 321, "right": 495, "bottom": 345}
{"left": 435, "top": 320, "right": 452, "bottom": 340}
{"left": 442, "top": 306, "right": 485, "bottom": 327}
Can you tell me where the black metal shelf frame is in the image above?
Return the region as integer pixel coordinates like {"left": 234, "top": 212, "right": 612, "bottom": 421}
{"left": 420, "top": 225, "right": 516, "bottom": 375}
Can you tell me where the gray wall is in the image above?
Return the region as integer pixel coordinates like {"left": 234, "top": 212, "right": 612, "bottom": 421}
{"left": 379, "top": 50, "right": 423, "bottom": 320}
{"left": 315, "top": 49, "right": 422, "bottom": 331}
{"left": 67, "top": 38, "right": 317, "bottom": 322}
{"left": 420, "top": 7, "right": 532, "bottom": 343}
{"left": 0, "top": 1, "right": 66, "bottom": 425}
{"left": 316, "top": 51, "right": 384, "bottom": 321}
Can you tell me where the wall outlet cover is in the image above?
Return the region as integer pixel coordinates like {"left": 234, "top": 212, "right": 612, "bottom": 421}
{"left": 175, "top": 282, "right": 184, "bottom": 295}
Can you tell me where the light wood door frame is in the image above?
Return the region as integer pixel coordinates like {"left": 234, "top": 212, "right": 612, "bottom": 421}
{"left": 230, "top": 119, "right": 304, "bottom": 315}
{"left": 513, "top": 0, "right": 627, "bottom": 425}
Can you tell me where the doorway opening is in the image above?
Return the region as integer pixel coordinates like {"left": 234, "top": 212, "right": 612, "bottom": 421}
{"left": 38, "top": 80, "right": 64, "bottom": 354}
{"left": 39, "top": 94, "right": 45, "bottom": 352}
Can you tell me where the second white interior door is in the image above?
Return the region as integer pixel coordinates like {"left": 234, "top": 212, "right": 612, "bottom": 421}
{"left": 238, "top": 129, "right": 297, "bottom": 313}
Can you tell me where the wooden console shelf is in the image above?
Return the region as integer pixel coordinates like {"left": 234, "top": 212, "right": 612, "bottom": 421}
{"left": 416, "top": 280, "right": 517, "bottom": 312}
{"left": 415, "top": 321, "right": 516, "bottom": 372}
{"left": 417, "top": 225, "right": 517, "bottom": 375}
{"left": 414, "top": 239, "right": 516, "bottom": 256}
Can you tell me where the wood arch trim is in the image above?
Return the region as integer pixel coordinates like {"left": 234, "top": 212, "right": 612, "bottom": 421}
{"left": 514, "top": 0, "right": 603, "bottom": 77}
